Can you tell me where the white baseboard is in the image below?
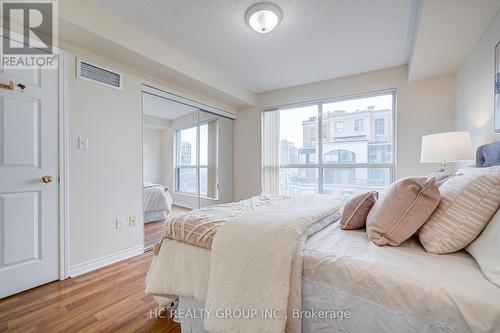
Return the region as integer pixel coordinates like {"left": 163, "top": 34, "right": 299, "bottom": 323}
{"left": 68, "top": 245, "right": 144, "bottom": 277}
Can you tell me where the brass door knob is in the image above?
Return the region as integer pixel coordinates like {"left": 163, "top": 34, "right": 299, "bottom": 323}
{"left": 42, "top": 175, "right": 53, "bottom": 183}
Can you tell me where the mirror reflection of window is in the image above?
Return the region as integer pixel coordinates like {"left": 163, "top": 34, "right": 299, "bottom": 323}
{"left": 175, "top": 120, "right": 218, "bottom": 199}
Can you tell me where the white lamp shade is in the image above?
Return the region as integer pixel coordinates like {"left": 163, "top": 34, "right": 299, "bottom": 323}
{"left": 420, "top": 131, "right": 474, "bottom": 163}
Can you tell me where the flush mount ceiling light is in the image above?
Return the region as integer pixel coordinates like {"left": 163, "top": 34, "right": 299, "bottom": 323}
{"left": 245, "top": 2, "right": 282, "bottom": 34}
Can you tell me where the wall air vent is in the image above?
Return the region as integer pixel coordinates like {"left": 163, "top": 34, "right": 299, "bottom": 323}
{"left": 76, "top": 58, "right": 122, "bottom": 89}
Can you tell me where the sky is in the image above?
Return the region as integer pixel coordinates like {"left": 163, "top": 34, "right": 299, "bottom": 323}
{"left": 279, "top": 94, "right": 393, "bottom": 147}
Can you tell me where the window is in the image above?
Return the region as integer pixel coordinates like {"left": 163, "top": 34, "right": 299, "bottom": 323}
{"left": 335, "top": 121, "right": 344, "bottom": 134}
{"left": 324, "top": 149, "right": 356, "bottom": 164}
{"left": 324, "top": 168, "right": 355, "bottom": 186}
{"left": 368, "top": 143, "right": 392, "bottom": 163}
{"left": 262, "top": 92, "right": 394, "bottom": 196}
{"left": 354, "top": 119, "right": 363, "bottom": 131}
{"left": 375, "top": 118, "right": 385, "bottom": 136}
{"left": 175, "top": 122, "right": 216, "bottom": 198}
{"left": 280, "top": 105, "right": 318, "bottom": 165}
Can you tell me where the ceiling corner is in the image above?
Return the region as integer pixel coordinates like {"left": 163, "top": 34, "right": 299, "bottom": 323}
{"left": 408, "top": 0, "right": 500, "bottom": 81}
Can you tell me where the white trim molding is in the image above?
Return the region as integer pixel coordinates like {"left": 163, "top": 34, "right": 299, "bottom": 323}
{"left": 68, "top": 245, "right": 144, "bottom": 278}
{"left": 58, "top": 49, "right": 70, "bottom": 280}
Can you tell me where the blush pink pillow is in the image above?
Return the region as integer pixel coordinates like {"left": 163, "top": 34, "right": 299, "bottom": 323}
{"left": 340, "top": 191, "right": 378, "bottom": 230}
{"left": 419, "top": 170, "right": 500, "bottom": 254}
{"left": 366, "top": 177, "right": 440, "bottom": 246}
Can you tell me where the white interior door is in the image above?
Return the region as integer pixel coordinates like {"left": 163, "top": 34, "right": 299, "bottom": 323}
{"left": 0, "top": 63, "right": 59, "bottom": 298}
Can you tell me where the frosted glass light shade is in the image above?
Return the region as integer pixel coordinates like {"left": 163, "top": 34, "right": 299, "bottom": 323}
{"left": 420, "top": 131, "right": 474, "bottom": 163}
{"left": 246, "top": 3, "right": 282, "bottom": 34}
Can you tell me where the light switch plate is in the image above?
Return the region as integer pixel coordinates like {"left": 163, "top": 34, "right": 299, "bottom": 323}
{"left": 116, "top": 218, "right": 125, "bottom": 229}
{"left": 78, "top": 136, "right": 89, "bottom": 150}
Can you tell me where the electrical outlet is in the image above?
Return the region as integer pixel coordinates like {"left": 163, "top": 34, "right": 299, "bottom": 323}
{"left": 129, "top": 216, "right": 137, "bottom": 227}
{"left": 116, "top": 217, "right": 125, "bottom": 229}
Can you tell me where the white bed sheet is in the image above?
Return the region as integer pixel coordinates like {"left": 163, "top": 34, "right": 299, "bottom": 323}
{"left": 147, "top": 222, "right": 500, "bottom": 333}
{"left": 302, "top": 223, "right": 500, "bottom": 333}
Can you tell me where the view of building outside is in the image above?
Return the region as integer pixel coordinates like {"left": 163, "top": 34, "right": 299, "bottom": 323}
{"left": 180, "top": 142, "right": 192, "bottom": 164}
{"left": 175, "top": 124, "right": 209, "bottom": 196}
{"left": 279, "top": 94, "right": 394, "bottom": 196}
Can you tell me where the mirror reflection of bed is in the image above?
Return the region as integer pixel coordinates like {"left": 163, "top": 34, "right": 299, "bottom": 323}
{"left": 142, "top": 85, "right": 233, "bottom": 250}
{"left": 143, "top": 182, "right": 190, "bottom": 249}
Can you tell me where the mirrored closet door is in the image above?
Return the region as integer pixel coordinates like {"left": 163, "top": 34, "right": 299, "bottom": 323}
{"left": 142, "top": 85, "right": 233, "bottom": 215}
{"left": 142, "top": 86, "right": 234, "bottom": 249}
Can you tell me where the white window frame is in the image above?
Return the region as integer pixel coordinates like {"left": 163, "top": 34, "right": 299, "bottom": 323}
{"left": 175, "top": 124, "right": 199, "bottom": 196}
{"left": 174, "top": 121, "right": 218, "bottom": 200}
{"left": 267, "top": 90, "right": 396, "bottom": 194}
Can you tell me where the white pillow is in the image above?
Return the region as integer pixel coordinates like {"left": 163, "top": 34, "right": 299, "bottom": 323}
{"left": 456, "top": 165, "right": 500, "bottom": 176}
{"left": 466, "top": 208, "right": 500, "bottom": 287}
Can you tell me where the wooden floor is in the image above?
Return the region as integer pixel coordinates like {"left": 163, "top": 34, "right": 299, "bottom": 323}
{"left": 0, "top": 252, "right": 180, "bottom": 333}
{"left": 144, "top": 205, "right": 191, "bottom": 249}
{"left": 144, "top": 220, "right": 166, "bottom": 249}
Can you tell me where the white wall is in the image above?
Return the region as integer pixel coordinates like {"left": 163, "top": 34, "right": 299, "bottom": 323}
{"left": 144, "top": 114, "right": 172, "bottom": 129}
{"left": 456, "top": 9, "right": 500, "bottom": 147}
{"left": 67, "top": 50, "right": 143, "bottom": 267}
{"left": 63, "top": 41, "right": 236, "bottom": 269}
{"left": 233, "top": 66, "right": 456, "bottom": 201}
{"left": 143, "top": 128, "right": 163, "bottom": 184}
{"left": 233, "top": 106, "right": 262, "bottom": 201}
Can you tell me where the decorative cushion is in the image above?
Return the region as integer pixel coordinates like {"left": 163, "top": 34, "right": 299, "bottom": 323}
{"left": 366, "top": 177, "right": 440, "bottom": 246}
{"left": 476, "top": 142, "right": 500, "bottom": 167}
{"left": 419, "top": 171, "right": 500, "bottom": 254}
{"left": 340, "top": 191, "right": 378, "bottom": 230}
{"left": 466, "top": 208, "right": 500, "bottom": 287}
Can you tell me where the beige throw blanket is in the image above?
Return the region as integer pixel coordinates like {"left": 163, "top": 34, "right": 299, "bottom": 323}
{"left": 204, "top": 195, "right": 345, "bottom": 333}
{"left": 164, "top": 196, "right": 291, "bottom": 249}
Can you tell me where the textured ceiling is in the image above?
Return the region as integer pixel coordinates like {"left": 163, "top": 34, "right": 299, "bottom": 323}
{"left": 90, "top": 0, "right": 418, "bottom": 93}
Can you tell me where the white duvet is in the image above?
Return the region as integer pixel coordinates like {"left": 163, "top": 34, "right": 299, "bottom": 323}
{"left": 143, "top": 183, "right": 172, "bottom": 213}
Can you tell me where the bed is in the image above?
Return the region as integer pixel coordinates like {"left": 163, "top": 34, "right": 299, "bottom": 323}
{"left": 145, "top": 144, "right": 500, "bottom": 333}
{"left": 147, "top": 222, "right": 500, "bottom": 333}
{"left": 143, "top": 182, "right": 173, "bottom": 223}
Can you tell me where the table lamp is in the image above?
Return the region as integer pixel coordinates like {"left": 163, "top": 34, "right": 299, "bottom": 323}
{"left": 420, "top": 131, "right": 474, "bottom": 171}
